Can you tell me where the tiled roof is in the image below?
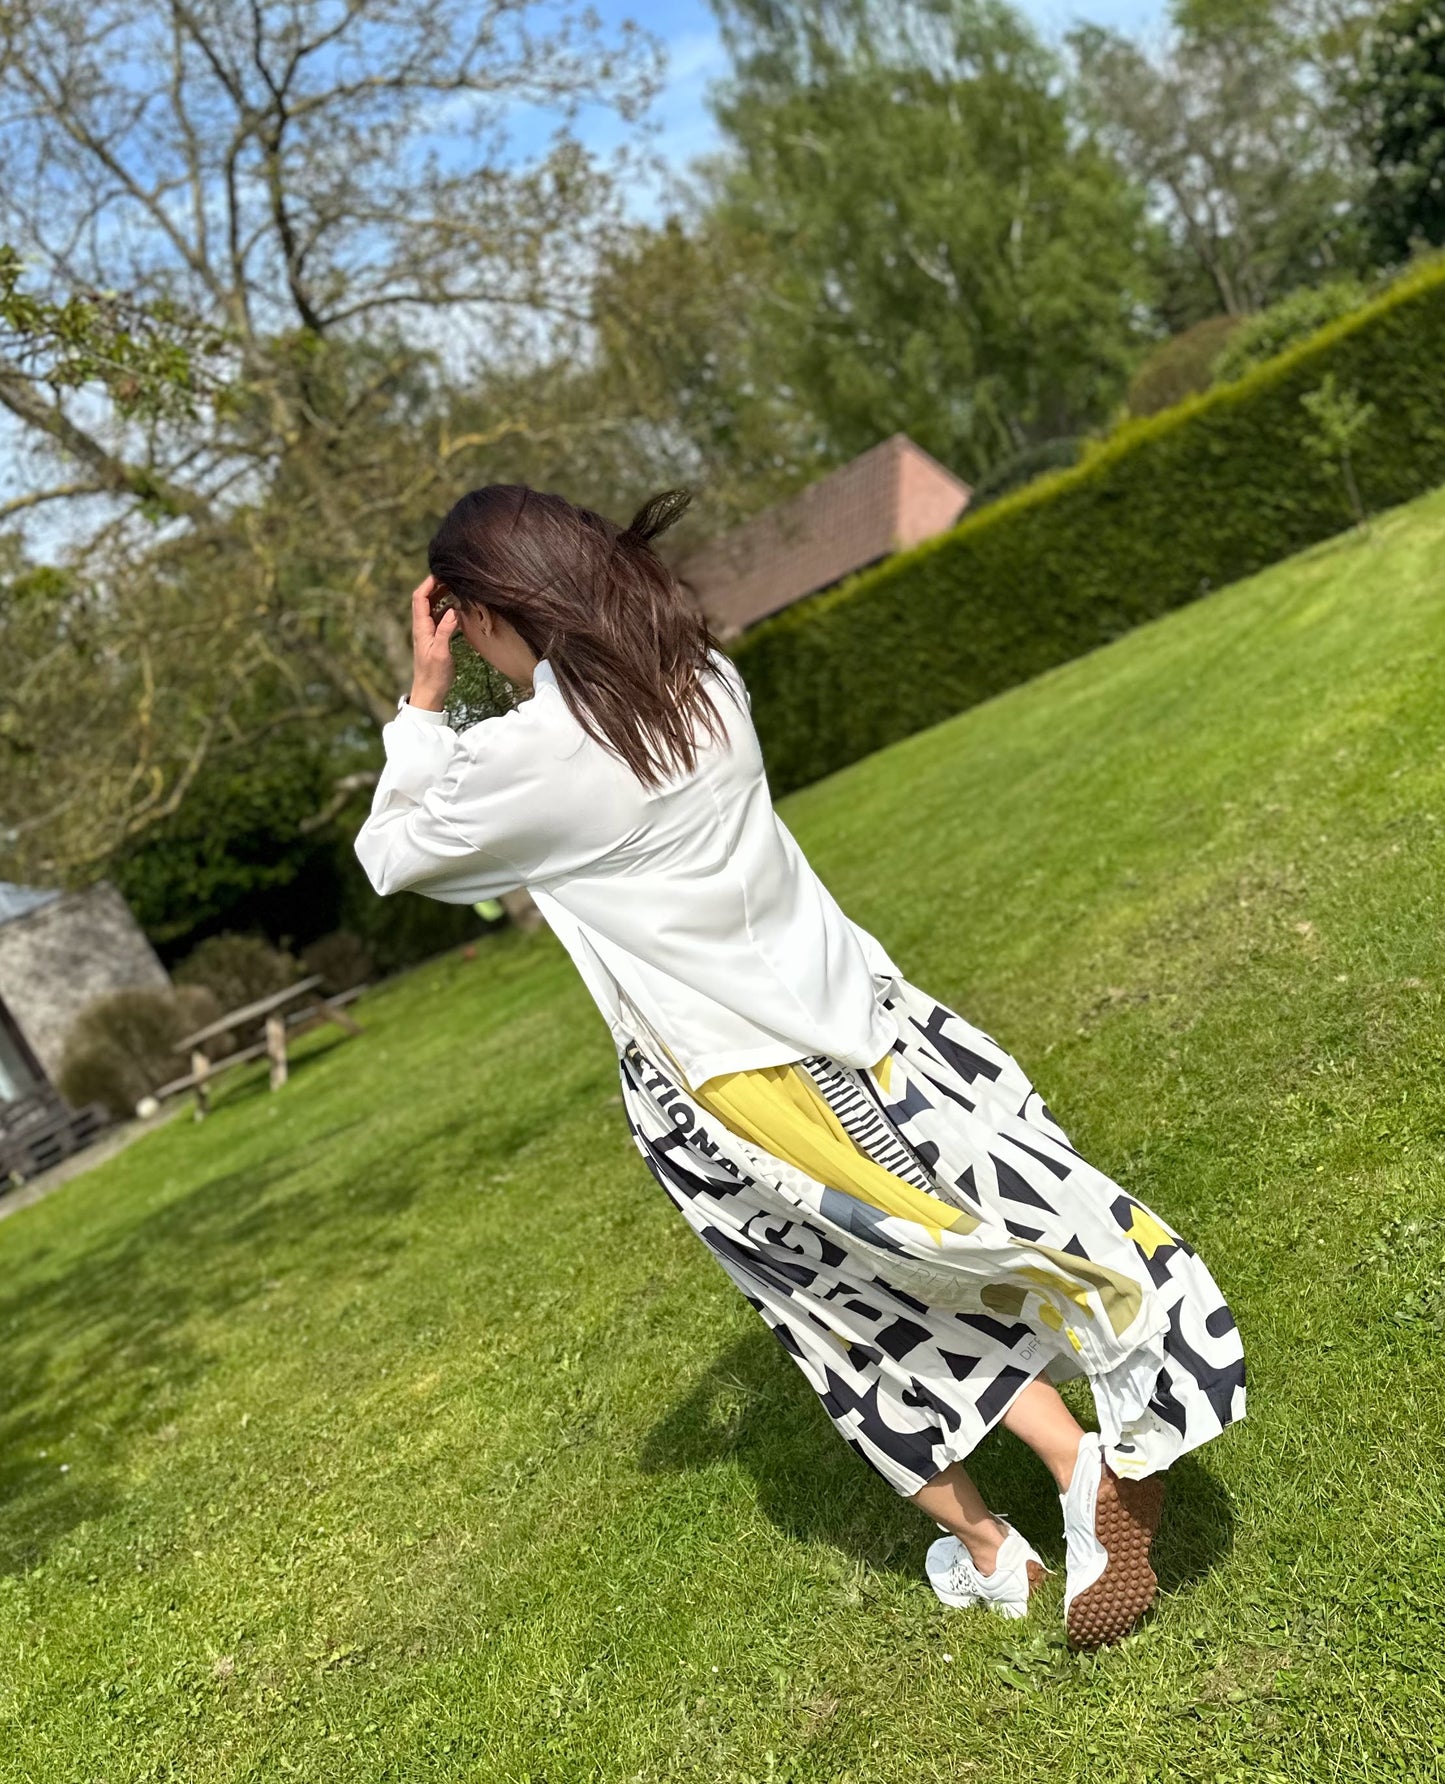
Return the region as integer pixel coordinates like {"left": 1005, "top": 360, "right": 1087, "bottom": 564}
{"left": 674, "top": 434, "right": 971, "bottom": 637}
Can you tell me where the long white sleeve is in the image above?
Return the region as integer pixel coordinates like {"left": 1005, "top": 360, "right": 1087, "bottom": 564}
{"left": 353, "top": 703, "right": 525, "bottom": 902}
{"left": 348, "top": 656, "right": 897, "bottom": 1086}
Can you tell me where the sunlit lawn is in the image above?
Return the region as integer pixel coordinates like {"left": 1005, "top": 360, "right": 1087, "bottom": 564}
{"left": 3, "top": 487, "right": 1444, "bottom": 1781}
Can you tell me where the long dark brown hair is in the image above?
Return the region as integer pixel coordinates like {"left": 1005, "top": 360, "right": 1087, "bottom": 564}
{"left": 428, "top": 484, "right": 736, "bottom": 789}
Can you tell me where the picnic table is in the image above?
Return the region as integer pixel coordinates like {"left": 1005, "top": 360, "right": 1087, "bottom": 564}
{"left": 158, "top": 976, "right": 364, "bottom": 1118}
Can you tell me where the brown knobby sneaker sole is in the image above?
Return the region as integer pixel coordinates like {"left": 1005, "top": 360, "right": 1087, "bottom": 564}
{"left": 1065, "top": 1466, "right": 1165, "bottom": 1650}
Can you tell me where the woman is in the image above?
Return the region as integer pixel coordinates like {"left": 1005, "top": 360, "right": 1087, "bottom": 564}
{"left": 354, "top": 485, "right": 1244, "bottom": 1649}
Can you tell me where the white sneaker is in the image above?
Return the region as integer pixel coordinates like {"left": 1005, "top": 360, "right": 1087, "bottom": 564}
{"left": 1060, "top": 1432, "right": 1164, "bottom": 1648}
{"left": 925, "top": 1521, "right": 1047, "bottom": 1619}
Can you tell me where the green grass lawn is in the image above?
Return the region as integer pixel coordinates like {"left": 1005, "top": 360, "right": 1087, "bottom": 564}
{"left": 4, "top": 489, "right": 1445, "bottom": 1784}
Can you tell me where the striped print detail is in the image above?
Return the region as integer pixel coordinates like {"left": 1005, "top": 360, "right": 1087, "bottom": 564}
{"left": 801, "top": 1055, "right": 937, "bottom": 1193}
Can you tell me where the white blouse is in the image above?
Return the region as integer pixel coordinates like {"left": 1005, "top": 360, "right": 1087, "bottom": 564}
{"left": 353, "top": 651, "right": 901, "bottom": 1089}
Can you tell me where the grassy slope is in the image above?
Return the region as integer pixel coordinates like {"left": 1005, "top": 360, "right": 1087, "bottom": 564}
{"left": 3, "top": 491, "right": 1445, "bottom": 1784}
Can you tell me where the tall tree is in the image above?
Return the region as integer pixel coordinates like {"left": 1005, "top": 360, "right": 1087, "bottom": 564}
{"left": 587, "top": 210, "right": 835, "bottom": 530}
{"left": 698, "top": 0, "right": 1154, "bottom": 482}
{"left": 0, "top": 0, "right": 659, "bottom": 879}
{"left": 1357, "top": 0, "right": 1445, "bottom": 261}
{"left": 1071, "top": 0, "right": 1376, "bottom": 326}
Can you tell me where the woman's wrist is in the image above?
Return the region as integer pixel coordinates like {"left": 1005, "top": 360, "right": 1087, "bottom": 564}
{"left": 408, "top": 681, "right": 449, "bottom": 712}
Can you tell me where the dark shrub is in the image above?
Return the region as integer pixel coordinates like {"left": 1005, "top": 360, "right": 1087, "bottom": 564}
{"left": 173, "top": 933, "right": 299, "bottom": 1016}
{"left": 1124, "top": 315, "right": 1243, "bottom": 417}
{"left": 968, "top": 437, "right": 1082, "bottom": 511}
{"left": 300, "top": 931, "right": 374, "bottom": 995}
{"left": 57, "top": 984, "right": 221, "bottom": 1119}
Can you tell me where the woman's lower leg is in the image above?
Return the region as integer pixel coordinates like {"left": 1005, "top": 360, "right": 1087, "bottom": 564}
{"left": 913, "top": 1377, "right": 1091, "bottom": 1577}
{"left": 1001, "top": 1376, "right": 1088, "bottom": 1492}
{"left": 910, "top": 1462, "right": 1007, "bottom": 1574}
{"left": 910, "top": 1380, "right": 1090, "bottom": 1570}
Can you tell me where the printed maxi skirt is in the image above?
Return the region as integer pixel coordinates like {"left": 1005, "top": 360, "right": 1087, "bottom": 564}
{"left": 618, "top": 975, "right": 1245, "bottom": 1497}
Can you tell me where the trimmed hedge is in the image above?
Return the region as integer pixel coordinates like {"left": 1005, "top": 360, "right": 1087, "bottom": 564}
{"left": 733, "top": 258, "right": 1445, "bottom": 795}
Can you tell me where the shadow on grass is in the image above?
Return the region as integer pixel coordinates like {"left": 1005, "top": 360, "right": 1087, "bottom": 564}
{"left": 640, "top": 1325, "right": 1235, "bottom": 1590}
{"left": 0, "top": 1109, "right": 428, "bottom": 1577}
{"left": 0, "top": 1008, "right": 613, "bottom": 1579}
{"left": 0, "top": 1149, "right": 290, "bottom": 1577}
{"left": 207, "top": 1027, "right": 352, "bottom": 1116}
{"left": 0, "top": 1041, "right": 599, "bottom": 1577}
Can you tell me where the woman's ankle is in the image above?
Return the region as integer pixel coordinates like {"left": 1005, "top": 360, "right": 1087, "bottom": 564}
{"left": 957, "top": 1515, "right": 1008, "bottom": 1576}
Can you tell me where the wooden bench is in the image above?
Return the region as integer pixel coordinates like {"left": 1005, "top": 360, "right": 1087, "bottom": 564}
{"left": 162, "top": 980, "right": 366, "bottom": 1118}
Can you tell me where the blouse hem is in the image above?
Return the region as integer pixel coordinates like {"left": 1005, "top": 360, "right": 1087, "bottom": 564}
{"left": 643, "top": 1009, "right": 901, "bottom": 1095}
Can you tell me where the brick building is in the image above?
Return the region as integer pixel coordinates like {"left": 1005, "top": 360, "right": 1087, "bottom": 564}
{"left": 674, "top": 434, "right": 971, "bottom": 639}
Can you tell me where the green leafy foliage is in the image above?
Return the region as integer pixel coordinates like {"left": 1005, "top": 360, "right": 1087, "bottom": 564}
{"left": 1070, "top": 4, "right": 1375, "bottom": 324}
{"left": 1358, "top": 0, "right": 1445, "bottom": 262}
{"left": 1299, "top": 374, "right": 1378, "bottom": 525}
{"left": 103, "top": 721, "right": 478, "bottom": 975}
{"left": 444, "top": 638, "right": 518, "bottom": 734}
{"left": 709, "top": 3, "right": 1154, "bottom": 482}
{"left": 1125, "top": 314, "right": 1243, "bottom": 416}
{"left": 733, "top": 255, "right": 1445, "bottom": 794}
{"left": 0, "top": 246, "right": 221, "bottom": 424}
{"left": 1211, "top": 277, "right": 1371, "bottom": 383}
{"left": 298, "top": 932, "right": 375, "bottom": 996}
{"left": 966, "top": 437, "right": 1083, "bottom": 509}
{"left": 333, "top": 877, "right": 483, "bottom": 979}
{"left": 172, "top": 935, "right": 300, "bottom": 1022}
{"left": 56, "top": 985, "right": 220, "bottom": 1118}
{"left": 108, "top": 733, "right": 338, "bottom": 946}
{"left": 588, "top": 212, "right": 830, "bottom": 531}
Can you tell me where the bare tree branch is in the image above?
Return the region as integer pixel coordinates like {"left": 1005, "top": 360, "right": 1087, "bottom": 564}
{"left": 0, "top": 0, "right": 663, "bottom": 877}
{"left": 298, "top": 768, "right": 379, "bottom": 834}
{"left": 0, "top": 481, "right": 108, "bottom": 519}
{"left": 0, "top": 367, "right": 214, "bottom": 520}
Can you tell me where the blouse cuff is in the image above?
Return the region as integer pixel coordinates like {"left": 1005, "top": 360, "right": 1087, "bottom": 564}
{"left": 397, "top": 695, "right": 450, "bottom": 727}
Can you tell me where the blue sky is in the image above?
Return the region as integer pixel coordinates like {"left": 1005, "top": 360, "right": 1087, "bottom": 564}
{"left": 570, "top": 0, "right": 1171, "bottom": 184}
{"left": 4, "top": 0, "right": 1173, "bottom": 554}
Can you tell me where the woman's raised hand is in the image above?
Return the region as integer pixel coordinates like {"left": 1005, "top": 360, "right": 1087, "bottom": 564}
{"left": 409, "top": 575, "right": 459, "bottom": 712}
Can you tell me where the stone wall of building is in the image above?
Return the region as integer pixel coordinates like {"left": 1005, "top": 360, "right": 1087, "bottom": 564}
{"left": 0, "top": 882, "right": 169, "bottom": 1082}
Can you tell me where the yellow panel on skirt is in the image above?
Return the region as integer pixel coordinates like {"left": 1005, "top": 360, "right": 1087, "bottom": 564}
{"left": 691, "top": 1053, "right": 975, "bottom": 1244}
